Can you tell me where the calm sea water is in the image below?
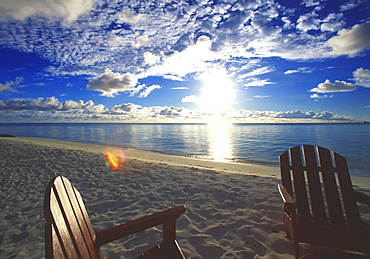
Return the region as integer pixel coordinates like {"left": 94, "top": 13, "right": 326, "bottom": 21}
{"left": 1, "top": 123, "right": 369, "bottom": 177}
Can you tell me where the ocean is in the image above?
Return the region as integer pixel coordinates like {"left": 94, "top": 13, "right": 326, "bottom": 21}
{"left": 1, "top": 123, "right": 369, "bottom": 177}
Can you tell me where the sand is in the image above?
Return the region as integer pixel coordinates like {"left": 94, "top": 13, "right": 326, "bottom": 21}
{"left": 1, "top": 137, "right": 370, "bottom": 258}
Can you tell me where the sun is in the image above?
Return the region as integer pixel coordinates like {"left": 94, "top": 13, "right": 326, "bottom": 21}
{"left": 199, "top": 70, "right": 235, "bottom": 114}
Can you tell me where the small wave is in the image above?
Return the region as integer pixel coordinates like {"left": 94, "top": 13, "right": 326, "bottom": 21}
{"left": 185, "top": 154, "right": 279, "bottom": 167}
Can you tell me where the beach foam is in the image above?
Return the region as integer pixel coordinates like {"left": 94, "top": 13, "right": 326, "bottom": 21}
{"left": 1, "top": 137, "right": 369, "bottom": 258}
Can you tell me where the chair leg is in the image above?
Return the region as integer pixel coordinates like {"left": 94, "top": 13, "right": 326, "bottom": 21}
{"left": 292, "top": 237, "right": 300, "bottom": 259}
{"left": 284, "top": 226, "right": 291, "bottom": 239}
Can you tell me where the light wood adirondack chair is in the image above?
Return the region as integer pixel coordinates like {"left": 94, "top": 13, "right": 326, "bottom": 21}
{"left": 44, "top": 176, "right": 186, "bottom": 258}
{"left": 278, "top": 145, "right": 370, "bottom": 258}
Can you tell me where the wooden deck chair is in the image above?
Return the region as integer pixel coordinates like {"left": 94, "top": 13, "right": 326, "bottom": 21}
{"left": 44, "top": 176, "right": 186, "bottom": 258}
{"left": 278, "top": 145, "right": 370, "bottom": 258}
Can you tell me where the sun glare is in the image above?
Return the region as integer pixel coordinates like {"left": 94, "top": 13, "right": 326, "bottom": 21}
{"left": 208, "top": 120, "right": 234, "bottom": 162}
{"left": 199, "top": 70, "right": 235, "bottom": 114}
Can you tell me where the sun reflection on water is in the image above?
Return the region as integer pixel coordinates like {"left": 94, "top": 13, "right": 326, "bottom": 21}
{"left": 208, "top": 120, "right": 234, "bottom": 162}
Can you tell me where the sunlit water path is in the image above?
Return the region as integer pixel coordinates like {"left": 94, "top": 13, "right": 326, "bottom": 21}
{"left": 1, "top": 123, "right": 369, "bottom": 177}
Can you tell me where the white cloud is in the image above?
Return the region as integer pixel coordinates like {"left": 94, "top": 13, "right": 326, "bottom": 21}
{"left": 310, "top": 79, "right": 357, "bottom": 93}
{"left": 231, "top": 109, "right": 352, "bottom": 121}
{"left": 253, "top": 95, "right": 271, "bottom": 99}
{"left": 140, "top": 35, "right": 225, "bottom": 79}
{"left": 172, "top": 87, "right": 188, "bottom": 90}
{"left": 162, "top": 75, "right": 186, "bottom": 81}
{"left": 88, "top": 104, "right": 107, "bottom": 114}
{"left": 0, "top": 97, "right": 95, "bottom": 111}
{"left": 0, "top": 0, "right": 351, "bottom": 83}
{"left": 0, "top": 0, "right": 96, "bottom": 22}
{"left": 181, "top": 95, "right": 199, "bottom": 103}
{"left": 46, "top": 66, "right": 98, "bottom": 76}
{"left": 297, "top": 12, "right": 320, "bottom": 32}
{"left": 157, "top": 106, "right": 188, "bottom": 116}
{"left": 284, "top": 67, "right": 313, "bottom": 74}
{"left": 340, "top": 1, "right": 362, "bottom": 11}
{"left": 87, "top": 69, "right": 138, "bottom": 97}
{"left": 302, "top": 0, "right": 320, "bottom": 7}
{"left": 0, "top": 0, "right": 367, "bottom": 89}
{"left": 0, "top": 77, "right": 23, "bottom": 93}
{"left": 284, "top": 70, "right": 300, "bottom": 75}
{"left": 236, "top": 65, "right": 275, "bottom": 87}
{"left": 297, "top": 11, "right": 344, "bottom": 33}
{"left": 118, "top": 10, "right": 144, "bottom": 24}
{"left": 0, "top": 97, "right": 58, "bottom": 111}
{"left": 242, "top": 78, "right": 275, "bottom": 87}
{"left": 108, "top": 35, "right": 129, "bottom": 47}
{"left": 0, "top": 97, "right": 354, "bottom": 122}
{"left": 138, "top": 84, "right": 161, "bottom": 98}
{"left": 238, "top": 66, "right": 275, "bottom": 78}
{"left": 320, "top": 13, "right": 345, "bottom": 32}
{"left": 310, "top": 93, "right": 334, "bottom": 99}
{"left": 60, "top": 100, "right": 94, "bottom": 111}
{"left": 327, "top": 21, "right": 370, "bottom": 56}
{"left": 353, "top": 67, "right": 370, "bottom": 88}
{"left": 111, "top": 103, "right": 141, "bottom": 114}
{"left": 144, "top": 52, "right": 160, "bottom": 65}
{"left": 131, "top": 36, "right": 150, "bottom": 48}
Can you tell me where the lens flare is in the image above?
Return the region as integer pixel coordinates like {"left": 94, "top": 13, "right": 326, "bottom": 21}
{"left": 105, "top": 147, "right": 126, "bottom": 172}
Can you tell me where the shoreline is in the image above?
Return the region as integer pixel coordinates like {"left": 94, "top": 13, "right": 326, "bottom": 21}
{"left": 2, "top": 136, "right": 370, "bottom": 188}
{"left": 1, "top": 122, "right": 369, "bottom": 179}
{"left": 3, "top": 136, "right": 281, "bottom": 178}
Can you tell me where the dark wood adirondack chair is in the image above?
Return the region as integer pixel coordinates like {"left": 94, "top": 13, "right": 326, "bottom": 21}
{"left": 44, "top": 176, "right": 186, "bottom": 258}
{"left": 278, "top": 145, "right": 370, "bottom": 258}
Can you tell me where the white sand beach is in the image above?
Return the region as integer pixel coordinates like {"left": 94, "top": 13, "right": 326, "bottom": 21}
{"left": 1, "top": 137, "right": 370, "bottom": 258}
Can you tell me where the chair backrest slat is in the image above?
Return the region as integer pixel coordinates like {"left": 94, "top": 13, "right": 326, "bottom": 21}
{"left": 48, "top": 187, "right": 81, "bottom": 258}
{"left": 334, "top": 152, "right": 361, "bottom": 224}
{"left": 61, "top": 177, "right": 97, "bottom": 256}
{"left": 45, "top": 176, "right": 98, "bottom": 259}
{"left": 280, "top": 151, "right": 293, "bottom": 195}
{"left": 47, "top": 224, "right": 68, "bottom": 259}
{"left": 290, "top": 146, "right": 310, "bottom": 218}
{"left": 54, "top": 177, "right": 93, "bottom": 258}
{"left": 317, "top": 146, "right": 345, "bottom": 221}
{"left": 302, "top": 145, "right": 326, "bottom": 220}
{"left": 280, "top": 145, "right": 361, "bottom": 224}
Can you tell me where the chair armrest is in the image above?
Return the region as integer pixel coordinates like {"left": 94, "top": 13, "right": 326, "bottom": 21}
{"left": 278, "top": 184, "right": 296, "bottom": 205}
{"left": 278, "top": 184, "right": 297, "bottom": 222}
{"left": 95, "top": 205, "right": 186, "bottom": 246}
{"left": 354, "top": 190, "right": 370, "bottom": 206}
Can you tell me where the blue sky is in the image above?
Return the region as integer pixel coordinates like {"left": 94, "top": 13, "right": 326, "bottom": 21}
{"left": 0, "top": 0, "right": 369, "bottom": 123}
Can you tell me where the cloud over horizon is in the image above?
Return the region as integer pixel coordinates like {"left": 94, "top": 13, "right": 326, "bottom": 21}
{"left": 0, "top": 96, "right": 354, "bottom": 122}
